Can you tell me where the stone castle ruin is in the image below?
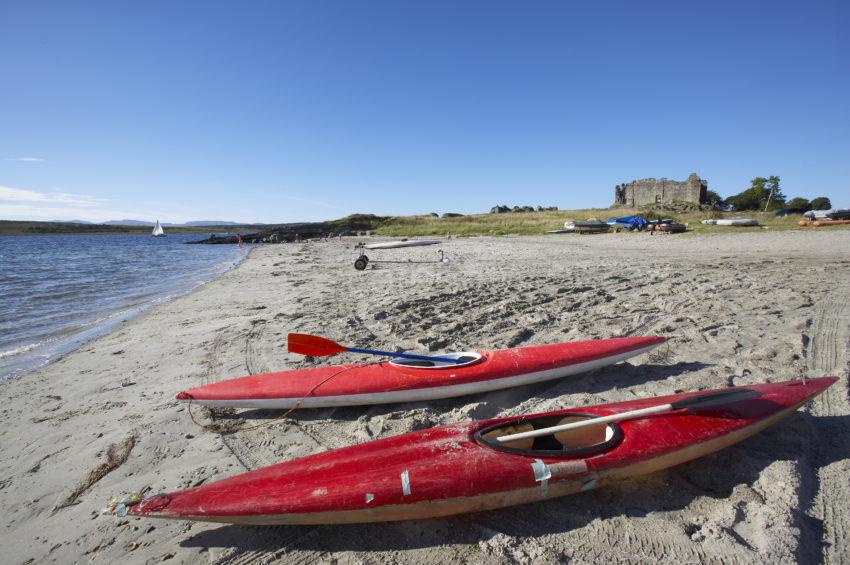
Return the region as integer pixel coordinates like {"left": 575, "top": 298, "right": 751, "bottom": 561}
{"left": 613, "top": 173, "right": 707, "bottom": 207}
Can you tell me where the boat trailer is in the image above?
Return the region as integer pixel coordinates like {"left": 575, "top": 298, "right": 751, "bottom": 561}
{"left": 353, "top": 242, "right": 448, "bottom": 270}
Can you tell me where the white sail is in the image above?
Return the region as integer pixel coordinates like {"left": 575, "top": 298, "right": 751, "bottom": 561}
{"left": 151, "top": 220, "right": 165, "bottom": 237}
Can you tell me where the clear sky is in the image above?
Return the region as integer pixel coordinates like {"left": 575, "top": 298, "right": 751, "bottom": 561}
{"left": 1, "top": 0, "right": 848, "bottom": 223}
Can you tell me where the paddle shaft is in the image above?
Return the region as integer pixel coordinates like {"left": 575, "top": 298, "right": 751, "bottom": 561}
{"left": 347, "top": 347, "right": 467, "bottom": 365}
{"left": 496, "top": 404, "right": 671, "bottom": 443}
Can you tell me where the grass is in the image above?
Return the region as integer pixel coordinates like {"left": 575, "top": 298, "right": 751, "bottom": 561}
{"left": 374, "top": 209, "right": 848, "bottom": 236}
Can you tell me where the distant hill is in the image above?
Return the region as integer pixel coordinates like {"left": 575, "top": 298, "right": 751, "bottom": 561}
{"left": 104, "top": 219, "right": 155, "bottom": 226}
{"left": 182, "top": 221, "right": 250, "bottom": 227}
{"left": 103, "top": 219, "right": 254, "bottom": 227}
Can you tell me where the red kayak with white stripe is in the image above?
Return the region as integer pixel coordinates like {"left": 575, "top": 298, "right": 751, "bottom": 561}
{"left": 176, "top": 336, "right": 665, "bottom": 409}
{"left": 133, "top": 377, "right": 836, "bottom": 524}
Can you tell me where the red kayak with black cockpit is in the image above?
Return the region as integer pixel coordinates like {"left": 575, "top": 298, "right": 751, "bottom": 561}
{"left": 175, "top": 336, "right": 666, "bottom": 409}
{"left": 133, "top": 376, "right": 836, "bottom": 525}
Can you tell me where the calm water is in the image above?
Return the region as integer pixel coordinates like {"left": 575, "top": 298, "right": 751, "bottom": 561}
{"left": 0, "top": 234, "right": 248, "bottom": 381}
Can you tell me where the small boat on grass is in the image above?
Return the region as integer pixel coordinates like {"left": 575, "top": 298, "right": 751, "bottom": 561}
{"left": 804, "top": 209, "right": 850, "bottom": 221}
{"left": 716, "top": 218, "right": 758, "bottom": 226}
{"left": 827, "top": 209, "right": 850, "bottom": 220}
{"left": 131, "top": 377, "right": 836, "bottom": 525}
{"left": 702, "top": 218, "right": 758, "bottom": 227}
{"left": 364, "top": 239, "right": 440, "bottom": 250}
{"left": 176, "top": 337, "right": 665, "bottom": 409}
{"left": 655, "top": 222, "right": 686, "bottom": 233}
{"left": 564, "top": 220, "right": 611, "bottom": 234}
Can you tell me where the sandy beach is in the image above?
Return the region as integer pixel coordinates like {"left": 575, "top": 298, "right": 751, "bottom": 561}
{"left": 1, "top": 230, "right": 848, "bottom": 564}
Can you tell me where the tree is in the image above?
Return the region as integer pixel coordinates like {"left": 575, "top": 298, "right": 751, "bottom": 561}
{"left": 724, "top": 176, "right": 786, "bottom": 211}
{"left": 762, "top": 176, "right": 784, "bottom": 210}
{"left": 704, "top": 190, "right": 724, "bottom": 209}
{"left": 811, "top": 197, "right": 831, "bottom": 210}
{"left": 786, "top": 197, "right": 811, "bottom": 210}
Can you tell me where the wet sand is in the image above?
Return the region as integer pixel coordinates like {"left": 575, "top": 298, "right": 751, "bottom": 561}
{"left": 1, "top": 229, "right": 849, "bottom": 564}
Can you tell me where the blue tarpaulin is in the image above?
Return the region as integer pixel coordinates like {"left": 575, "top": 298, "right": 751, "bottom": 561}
{"left": 606, "top": 216, "right": 649, "bottom": 230}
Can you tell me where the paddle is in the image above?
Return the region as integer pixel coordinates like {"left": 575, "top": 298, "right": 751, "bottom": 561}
{"left": 287, "top": 333, "right": 468, "bottom": 365}
{"left": 496, "top": 388, "right": 763, "bottom": 444}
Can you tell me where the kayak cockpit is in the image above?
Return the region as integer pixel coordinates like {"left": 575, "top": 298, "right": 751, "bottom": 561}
{"left": 389, "top": 352, "right": 483, "bottom": 369}
{"left": 476, "top": 413, "right": 622, "bottom": 457}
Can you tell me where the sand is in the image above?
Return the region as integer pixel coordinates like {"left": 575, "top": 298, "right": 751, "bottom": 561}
{"left": 1, "top": 229, "right": 849, "bottom": 564}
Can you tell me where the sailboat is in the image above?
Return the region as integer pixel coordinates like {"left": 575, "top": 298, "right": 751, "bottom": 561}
{"left": 151, "top": 220, "right": 166, "bottom": 237}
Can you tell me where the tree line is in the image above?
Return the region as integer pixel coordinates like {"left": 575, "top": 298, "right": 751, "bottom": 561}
{"left": 705, "top": 177, "right": 832, "bottom": 212}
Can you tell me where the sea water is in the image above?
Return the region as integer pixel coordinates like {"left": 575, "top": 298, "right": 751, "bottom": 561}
{"left": 0, "top": 234, "right": 248, "bottom": 381}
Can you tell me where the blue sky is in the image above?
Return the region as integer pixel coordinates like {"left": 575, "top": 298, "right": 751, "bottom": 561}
{"left": 1, "top": 1, "right": 847, "bottom": 223}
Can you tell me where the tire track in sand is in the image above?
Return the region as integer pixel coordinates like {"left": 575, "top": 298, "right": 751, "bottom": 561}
{"left": 806, "top": 296, "right": 850, "bottom": 564}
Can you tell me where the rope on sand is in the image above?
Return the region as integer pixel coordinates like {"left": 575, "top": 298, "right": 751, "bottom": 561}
{"left": 53, "top": 431, "right": 139, "bottom": 512}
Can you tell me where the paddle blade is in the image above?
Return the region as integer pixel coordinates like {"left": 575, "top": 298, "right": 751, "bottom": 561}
{"left": 670, "top": 388, "right": 762, "bottom": 411}
{"left": 287, "top": 333, "right": 347, "bottom": 357}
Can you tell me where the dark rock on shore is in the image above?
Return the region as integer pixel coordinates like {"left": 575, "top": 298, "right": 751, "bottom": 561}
{"left": 188, "top": 214, "right": 386, "bottom": 244}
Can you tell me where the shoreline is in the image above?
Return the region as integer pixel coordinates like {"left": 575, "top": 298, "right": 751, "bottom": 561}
{"left": 0, "top": 241, "right": 251, "bottom": 383}
{"left": 1, "top": 231, "right": 848, "bottom": 563}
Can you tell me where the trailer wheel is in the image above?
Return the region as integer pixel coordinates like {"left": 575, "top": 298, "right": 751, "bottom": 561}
{"left": 354, "top": 257, "right": 368, "bottom": 271}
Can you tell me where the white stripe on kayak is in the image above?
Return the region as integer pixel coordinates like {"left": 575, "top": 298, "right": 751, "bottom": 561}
{"left": 186, "top": 343, "right": 661, "bottom": 409}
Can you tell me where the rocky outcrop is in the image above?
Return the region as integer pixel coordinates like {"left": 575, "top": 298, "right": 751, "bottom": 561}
{"left": 489, "top": 205, "right": 558, "bottom": 214}
{"left": 188, "top": 214, "right": 386, "bottom": 244}
{"left": 442, "top": 212, "right": 464, "bottom": 218}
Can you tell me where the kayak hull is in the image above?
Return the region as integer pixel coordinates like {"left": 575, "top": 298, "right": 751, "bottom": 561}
{"left": 134, "top": 377, "right": 836, "bottom": 525}
{"left": 178, "top": 337, "right": 665, "bottom": 409}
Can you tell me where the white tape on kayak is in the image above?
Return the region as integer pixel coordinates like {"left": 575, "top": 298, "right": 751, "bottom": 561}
{"left": 531, "top": 459, "right": 551, "bottom": 496}
{"left": 400, "top": 470, "right": 411, "bottom": 496}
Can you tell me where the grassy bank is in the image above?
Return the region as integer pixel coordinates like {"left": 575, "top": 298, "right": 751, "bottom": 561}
{"left": 374, "top": 209, "right": 845, "bottom": 236}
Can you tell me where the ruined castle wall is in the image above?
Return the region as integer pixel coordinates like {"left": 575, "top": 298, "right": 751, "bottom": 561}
{"left": 613, "top": 173, "right": 707, "bottom": 207}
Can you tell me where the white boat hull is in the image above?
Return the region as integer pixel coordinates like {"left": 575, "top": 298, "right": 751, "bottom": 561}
{"left": 365, "top": 240, "right": 441, "bottom": 250}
